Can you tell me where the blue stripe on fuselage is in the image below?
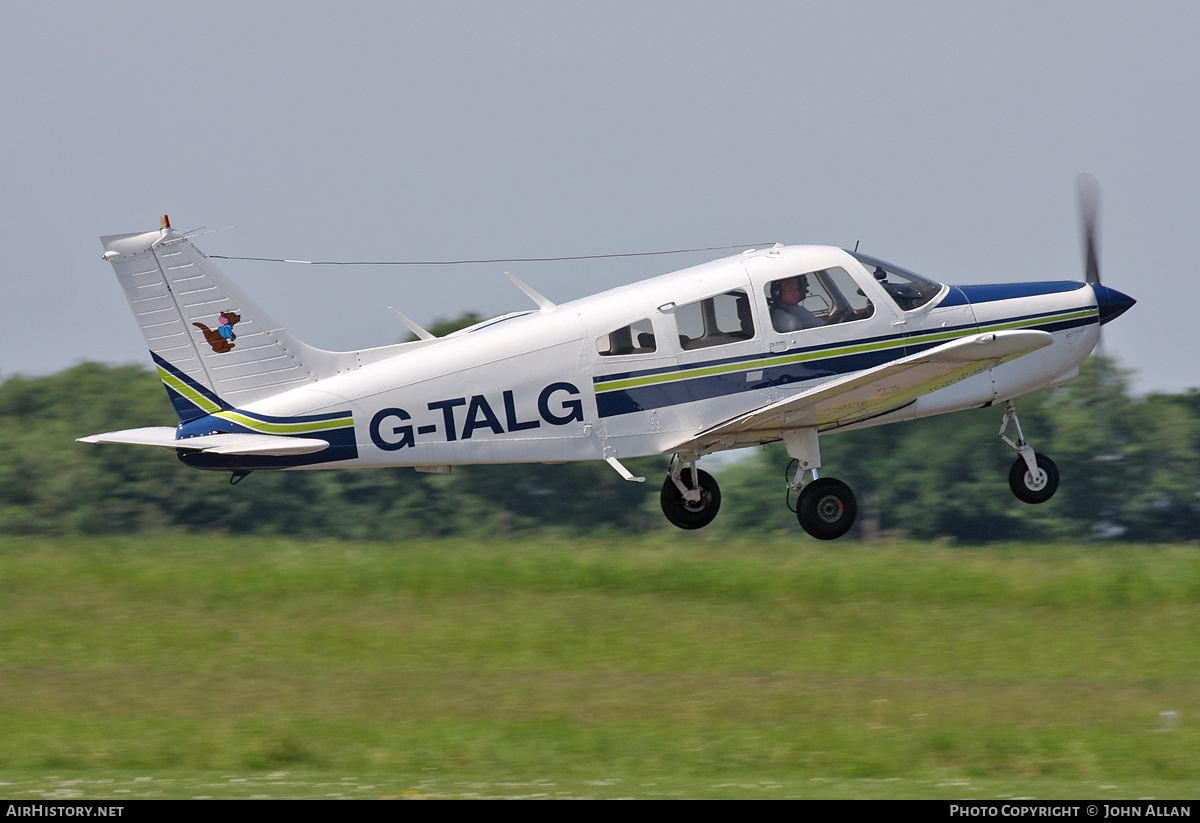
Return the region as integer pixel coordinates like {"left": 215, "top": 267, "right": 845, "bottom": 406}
{"left": 954, "top": 281, "right": 1085, "bottom": 303}
{"left": 593, "top": 329, "right": 910, "bottom": 384}
{"left": 936, "top": 286, "right": 971, "bottom": 308}
{"left": 151, "top": 352, "right": 229, "bottom": 421}
{"left": 594, "top": 300, "right": 1096, "bottom": 419}
{"left": 595, "top": 346, "right": 902, "bottom": 417}
{"left": 176, "top": 424, "right": 359, "bottom": 471}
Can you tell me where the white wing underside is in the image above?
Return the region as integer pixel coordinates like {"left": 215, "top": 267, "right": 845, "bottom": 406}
{"left": 666, "top": 330, "right": 1053, "bottom": 455}
{"left": 77, "top": 427, "right": 329, "bottom": 456}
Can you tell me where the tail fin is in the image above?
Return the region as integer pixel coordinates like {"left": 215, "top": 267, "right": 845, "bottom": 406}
{"left": 100, "top": 222, "right": 358, "bottom": 421}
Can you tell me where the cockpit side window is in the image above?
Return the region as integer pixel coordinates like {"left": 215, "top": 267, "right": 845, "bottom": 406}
{"left": 766, "top": 268, "right": 874, "bottom": 333}
{"left": 597, "top": 318, "right": 656, "bottom": 356}
{"left": 849, "top": 253, "right": 943, "bottom": 312}
{"left": 675, "top": 290, "right": 754, "bottom": 350}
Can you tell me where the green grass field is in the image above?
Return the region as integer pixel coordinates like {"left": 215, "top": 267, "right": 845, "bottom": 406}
{"left": 1, "top": 534, "right": 1197, "bottom": 799}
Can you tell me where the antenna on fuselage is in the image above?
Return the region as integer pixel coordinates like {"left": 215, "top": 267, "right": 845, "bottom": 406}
{"left": 388, "top": 307, "right": 436, "bottom": 340}
{"left": 505, "top": 272, "right": 557, "bottom": 311}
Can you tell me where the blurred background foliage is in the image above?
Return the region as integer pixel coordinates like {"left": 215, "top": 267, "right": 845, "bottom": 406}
{"left": 1, "top": 344, "right": 1196, "bottom": 543}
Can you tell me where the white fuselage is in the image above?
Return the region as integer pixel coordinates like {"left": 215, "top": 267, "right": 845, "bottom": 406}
{"left": 224, "top": 245, "right": 1100, "bottom": 470}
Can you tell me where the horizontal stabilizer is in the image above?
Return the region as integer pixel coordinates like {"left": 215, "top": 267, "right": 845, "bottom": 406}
{"left": 667, "top": 330, "right": 1053, "bottom": 454}
{"left": 78, "top": 427, "right": 330, "bottom": 456}
{"left": 77, "top": 427, "right": 180, "bottom": 449}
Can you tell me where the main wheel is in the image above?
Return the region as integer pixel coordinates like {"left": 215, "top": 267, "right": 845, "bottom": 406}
{"left": 1009, "top": 453, "right": 1059, "bottom": 504}
{"left": 797, "top": 477, "right": 858, "bottom": 540}
{"left": 660, "top": 468, "right": 721, "bottom": 530}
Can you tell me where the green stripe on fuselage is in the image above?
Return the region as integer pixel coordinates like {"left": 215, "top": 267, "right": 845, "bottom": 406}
{"left": 975, "top": 308, "right": 1097, "bottom": 336}
{"left": 595, "top": 335, "right": 908, "bottom": 393}
{"left": 594, "top": 307, "right": 1097, "bottom": 395}
{"left": 212, "top": 410, "right": 353, "bottom": 435}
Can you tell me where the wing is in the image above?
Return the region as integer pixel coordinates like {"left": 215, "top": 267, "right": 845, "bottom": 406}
{"left": 666, "top": 330, "right": 1053, "bottom": 454}
{"left": 78, "top": 427, "right": 330, "bottom": 456}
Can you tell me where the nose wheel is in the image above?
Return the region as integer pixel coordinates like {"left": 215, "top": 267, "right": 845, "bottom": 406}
{"left": 1008, "top": 453, "right": 1059, "bottom": 504}
{"left": 999, "top": 400, "right": 1059, "bottom": 504}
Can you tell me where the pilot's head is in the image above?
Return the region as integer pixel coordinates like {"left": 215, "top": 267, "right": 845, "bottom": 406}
{"left": 775, "top": 276, "right": 808, "bottom": 307}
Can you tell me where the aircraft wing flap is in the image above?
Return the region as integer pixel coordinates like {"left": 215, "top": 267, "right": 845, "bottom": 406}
{"left": 78, "top": 428, "right": 330, "bottom": 456}
{"left": 668, "top": 330, "right": 1053, "bottom": 454}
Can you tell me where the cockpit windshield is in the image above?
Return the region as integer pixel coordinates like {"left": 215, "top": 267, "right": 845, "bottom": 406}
{"left": 848, "top": 252, "right": 945, "bottom": 312}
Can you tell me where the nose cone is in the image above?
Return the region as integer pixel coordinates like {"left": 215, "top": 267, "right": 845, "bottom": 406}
{"left": 1093, "top": 283, "right": 1135, "bottom": 325}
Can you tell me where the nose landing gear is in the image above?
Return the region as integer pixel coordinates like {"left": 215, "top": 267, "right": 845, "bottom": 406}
{"left": 1008, "top": 452, "right": 1060, "bottom": 504}
{"left": 999, "top": 400, "right": 1059, "bottom": 504}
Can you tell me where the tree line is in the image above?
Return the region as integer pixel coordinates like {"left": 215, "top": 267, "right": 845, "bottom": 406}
{"left": 1, "top": 355, "right": 1196, "bottom": 543}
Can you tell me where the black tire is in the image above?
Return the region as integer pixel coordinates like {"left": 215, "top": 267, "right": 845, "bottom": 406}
{"left": 797, "top": 477, "right": 858, "bottom": 540}
{"left": 660, "top": 468, "right": 721, "bottom": 530}
{"left": 1009, "top": 453, "right": 1059, "bottom": 504}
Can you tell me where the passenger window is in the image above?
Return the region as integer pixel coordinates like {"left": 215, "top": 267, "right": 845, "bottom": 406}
{"left": 766, "top": 268, "right": 873, "bottom": 333}
{"left": 676, "top": 290, "right": 754, "bottom": 350}
{"left": 598, "top": 318, "right": 656, "bottom": 356}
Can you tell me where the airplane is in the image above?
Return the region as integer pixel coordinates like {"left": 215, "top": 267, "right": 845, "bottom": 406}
{"left": 80, "top": 194, "right": 1134, "bottom": 540}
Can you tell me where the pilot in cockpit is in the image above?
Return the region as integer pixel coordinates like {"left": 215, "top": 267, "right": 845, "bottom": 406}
{"left": 769, "top": 275, "right": 823, "bottom": 333}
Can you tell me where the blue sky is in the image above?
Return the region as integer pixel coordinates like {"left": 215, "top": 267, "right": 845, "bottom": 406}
{"left": 3, "top": 1, "right": 1194, "bottom": 393}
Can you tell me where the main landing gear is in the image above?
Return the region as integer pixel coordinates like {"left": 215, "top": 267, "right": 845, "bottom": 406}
{"left": 660, "top": 429, "right": 860, "bottom": 540}
{"left": 780, "top": 428, "right": 858, "bottom": 540}
{"left": 787, "top": 468, "right": 859, "bottom": 540}
{"left": 658, "top": 399, "right": 1057, "bottom": 537}
{"left": 660, "top": 455, "right": 721, "bottom": 529}
{"left": 999, "top": 400, "right": 1059, "bottom": 504}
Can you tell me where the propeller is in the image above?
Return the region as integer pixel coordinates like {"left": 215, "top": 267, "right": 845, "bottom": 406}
{"left": 1074, "top": 172, "right": 1114, "bottom": 400}
{"left": 1077, "top": 172, "right": 1101, "bottom": 285}
{"left": 1076, "top": 173, "right": 1134, "bottom": 326}
{"left": 1074, "top": 173, "right": 1135, "bottom": 405}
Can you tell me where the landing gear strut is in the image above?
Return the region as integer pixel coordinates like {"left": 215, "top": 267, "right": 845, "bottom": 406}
{"left": 999, "top": 400, "right": 1059, "bottom": 504}
{"left": 783, "top": 429, "right": 858, "bottom": 540}
{"left": 660, "top": 454, "right": 721, "bottom": 530}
